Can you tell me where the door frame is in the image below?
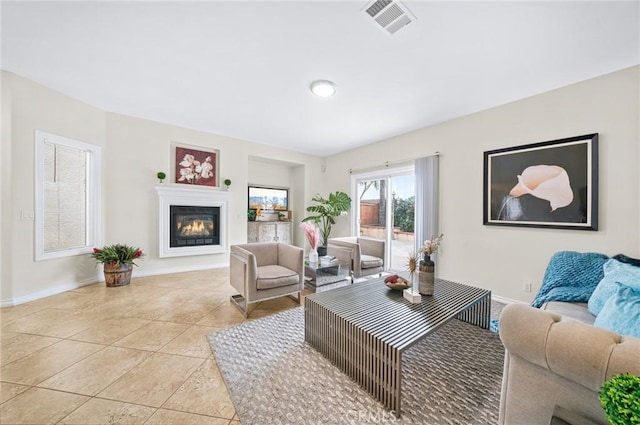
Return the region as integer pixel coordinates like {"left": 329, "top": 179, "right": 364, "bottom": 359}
{"left": 350, "top": 165, "right": 415, "bottom": 269}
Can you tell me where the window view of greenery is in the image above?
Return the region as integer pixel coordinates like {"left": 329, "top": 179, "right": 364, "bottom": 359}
{"left": 393, "top": 195, "right": 414, "bottom": 232}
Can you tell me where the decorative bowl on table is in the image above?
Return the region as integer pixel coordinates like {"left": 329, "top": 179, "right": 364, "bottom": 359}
{"left": 384, "top": 275, "right": 410, "bottom": 290}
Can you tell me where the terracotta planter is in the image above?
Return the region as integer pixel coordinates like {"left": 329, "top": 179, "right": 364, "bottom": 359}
{"left": 103, "top": 263, "right": 133, "bottom": 287}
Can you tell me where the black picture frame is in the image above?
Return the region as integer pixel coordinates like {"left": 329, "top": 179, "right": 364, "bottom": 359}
{"left": 483, "top": 134, "right": 598, "bottom": 230}
{"left": 247, "top": 185, "right": 289, "bottom": 211}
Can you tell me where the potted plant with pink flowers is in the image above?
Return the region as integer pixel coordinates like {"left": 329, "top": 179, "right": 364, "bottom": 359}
{"left": 300, "top": 222, "right": 320, "bottom": 263}
{"left": 90, "top": 244, "right": 144, "bottom": 287}
{"left": 301, "top": 191, "right": 351, "bottom": 256}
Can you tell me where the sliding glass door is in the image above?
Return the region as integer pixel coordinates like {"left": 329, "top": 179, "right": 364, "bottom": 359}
{"left": 352, "top": 166, "right": 415, "bottom": 271}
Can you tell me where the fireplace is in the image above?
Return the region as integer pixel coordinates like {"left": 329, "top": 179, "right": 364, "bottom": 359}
{"left": 156, "top": 185, "right": 231, "bottom": 258}
{"left": 170, "top": 206, "right": 219, "bottom": 247}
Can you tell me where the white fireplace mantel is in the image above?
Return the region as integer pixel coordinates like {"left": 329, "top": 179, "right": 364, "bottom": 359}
{"left": 156, "top": 185, "right": 232, "bottom": 258}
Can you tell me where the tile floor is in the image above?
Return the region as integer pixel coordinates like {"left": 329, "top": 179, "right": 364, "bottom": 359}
{"left": 0, "top": 268, "right": 304, "bottom": 425}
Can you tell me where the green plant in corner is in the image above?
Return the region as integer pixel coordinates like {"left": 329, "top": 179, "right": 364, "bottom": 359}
{"left": 599, "top": 373, "right": 640, "bottom": 425}
{"left": 157, "top": 171, "right": 166, "bottom": 183}
{"left": 224, "top": 178, "right": 231, "bottom": 189}
{"left": 302, "top": 191, "right": 351, "bottom": 247}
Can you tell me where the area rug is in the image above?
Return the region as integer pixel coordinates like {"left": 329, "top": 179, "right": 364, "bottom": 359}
{"left": 208, "top": 307, "right": 504, "bottom": 425}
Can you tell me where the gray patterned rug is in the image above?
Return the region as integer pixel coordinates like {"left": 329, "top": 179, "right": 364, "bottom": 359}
{"left": 208, "top": 306, "right": 504, "bottom": 425}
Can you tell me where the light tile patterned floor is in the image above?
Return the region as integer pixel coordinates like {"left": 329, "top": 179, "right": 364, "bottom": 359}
{"left": 0, "top": 268, "right": 303, "bottom": 425}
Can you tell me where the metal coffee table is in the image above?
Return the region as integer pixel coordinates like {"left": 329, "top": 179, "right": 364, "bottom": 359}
{"left": 304, "top": 277, "right": 491, "bottom": 417}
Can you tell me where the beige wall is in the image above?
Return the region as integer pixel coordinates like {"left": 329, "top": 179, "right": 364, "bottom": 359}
{"left": 1, "top": 72, "right": 12, "bottom": 301}
{"left": 3, "top": 67, "right": 638, "bottom": 305}
{"left": 1, "top": 71, "right": 324, "bottom": 305}
{"left": 247, "top": 157, "right": 311, "bottom": 247}
{"left": 248, "top": 158, "right": 294, "bottom": 187}
{"left": 1, "top": 72, "right": 107, "bottom": 304}
{"left": 105, "top": 113, "right": 323, "bottom": 276}
{"left": 325, "top": 66, "right": 640, "bottom": 303}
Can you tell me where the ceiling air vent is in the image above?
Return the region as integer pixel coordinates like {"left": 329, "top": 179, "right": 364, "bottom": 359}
{"left": 363, "top": 0, "right": 415, "bottom": 35}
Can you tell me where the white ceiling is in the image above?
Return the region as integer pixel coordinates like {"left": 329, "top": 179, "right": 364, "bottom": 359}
{"left": 2, "top": 1, "right": 639, "bottom": 156}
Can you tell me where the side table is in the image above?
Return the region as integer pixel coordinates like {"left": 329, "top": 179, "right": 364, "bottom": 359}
{"left": 304, "top": 256, "right": 349, "bottom": 287}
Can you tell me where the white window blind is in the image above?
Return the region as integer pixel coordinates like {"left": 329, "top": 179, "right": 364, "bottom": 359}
{"left": 35, "top": 130, "right": 102, "bottom": 261}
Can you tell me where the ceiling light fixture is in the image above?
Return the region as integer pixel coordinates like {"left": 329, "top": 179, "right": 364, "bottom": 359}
{"left": 310, "top": 80, "right": 336, "bottom": 97}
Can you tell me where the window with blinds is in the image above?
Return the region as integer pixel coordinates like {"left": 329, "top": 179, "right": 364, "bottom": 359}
{"left": 35, "top": 130, "right": 102, "bottom": 260}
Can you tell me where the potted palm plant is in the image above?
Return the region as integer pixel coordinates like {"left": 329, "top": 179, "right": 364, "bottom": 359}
{"left": 90, "top": 244, "right": 144, "bottom": 287}
{"left": 302, "top": 191, "right": 351, "bottom": 256}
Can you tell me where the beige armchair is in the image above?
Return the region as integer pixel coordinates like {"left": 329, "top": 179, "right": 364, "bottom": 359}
{"left": 230, "top": 242, "right": 304, "bottom": 317}
{"left": 327, "top": 237, "right": 385, "bottom": 279}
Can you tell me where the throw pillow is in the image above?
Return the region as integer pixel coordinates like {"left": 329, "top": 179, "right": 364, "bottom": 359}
{"left": 593, "top": 284, "right": 640, "bottom": 338}
{"left": 588, "top": 259, "right": 640, "bottom": 316}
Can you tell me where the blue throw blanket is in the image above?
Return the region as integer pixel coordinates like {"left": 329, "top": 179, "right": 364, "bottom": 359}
{"left": 491, "top": 251, "right": 609, "bottom": 334}
{"left": 531, "top": 251, "right": 609, "bottom": 308}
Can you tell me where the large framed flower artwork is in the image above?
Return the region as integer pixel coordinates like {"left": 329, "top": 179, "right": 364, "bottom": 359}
{"left": 483, "top": 134, "right": 598, "bottom": 230}
{"left": 171, "top": 143, "right": 219, "bottom": 188}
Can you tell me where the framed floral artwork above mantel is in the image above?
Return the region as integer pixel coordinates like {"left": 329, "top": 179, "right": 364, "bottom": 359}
{"left": 171, "top": 142, "right": 219, "bottom": 188}
{"left": 483, "top": 133, "right": 598, "bottom": 230}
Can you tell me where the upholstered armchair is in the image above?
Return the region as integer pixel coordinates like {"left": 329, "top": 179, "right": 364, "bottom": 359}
{"left": 229, "top": 242, "right": 304, "bottom": 317}
{"left": 327, "top": 237, "right": 385, "bottom": 279}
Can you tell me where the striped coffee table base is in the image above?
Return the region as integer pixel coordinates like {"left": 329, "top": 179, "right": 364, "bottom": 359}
{"left": 304, "top": 277, "right": 491, "bottom": 418}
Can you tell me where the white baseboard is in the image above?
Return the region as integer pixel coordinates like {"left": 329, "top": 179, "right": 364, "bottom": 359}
{"left": 1, "top": 275, "right": 100, "bottom": 307}
{"left": 491, "top": 294, "right": 528, "bottom": 305}
{"left": 1, "top": 261, "right": 230, "bottom": 307}
{"left": 132, "top": 262, "right": 228, "bottom": 279}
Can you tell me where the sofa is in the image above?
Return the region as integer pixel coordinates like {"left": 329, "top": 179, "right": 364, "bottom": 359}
{"left": 498, "top": 252, "right": 640, "bottom": 425}
{"left": 499, "top": 302, "right": 640, "bottom": 425}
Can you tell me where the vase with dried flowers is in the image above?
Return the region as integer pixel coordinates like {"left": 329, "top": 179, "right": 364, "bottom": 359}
{"left": 300, "top": 222, "right": 320, "bottom": 263}
{"left": 418, "top": 234, "right": 444, "bottom": 295}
